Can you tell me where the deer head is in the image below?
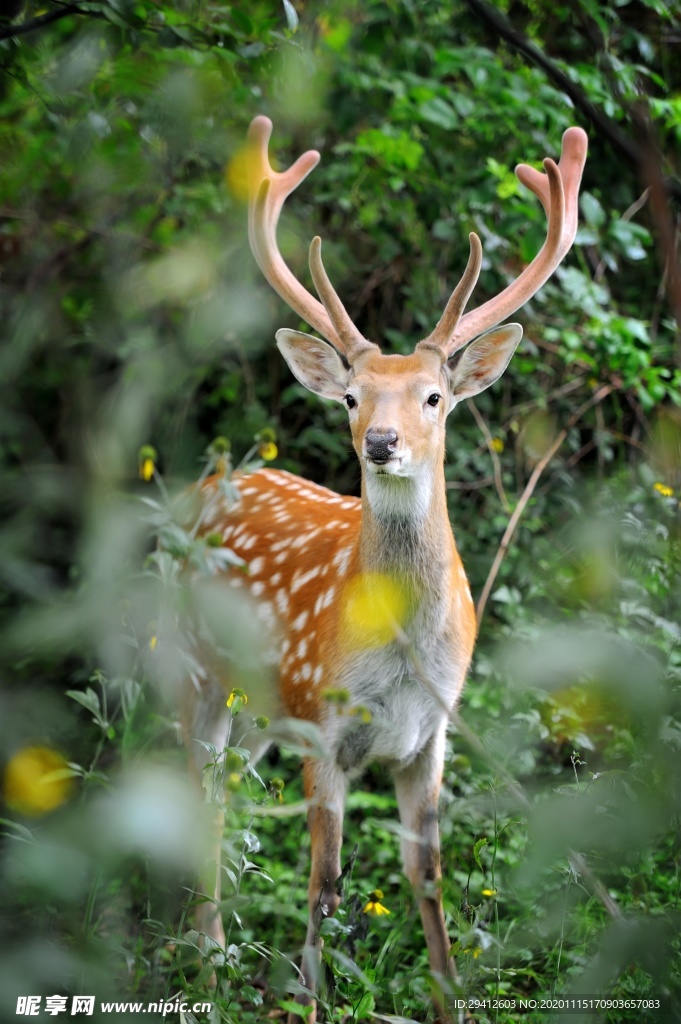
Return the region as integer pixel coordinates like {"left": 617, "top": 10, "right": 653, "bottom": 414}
{"left": 247, "top": 115, "right": 587, "bottom": 512}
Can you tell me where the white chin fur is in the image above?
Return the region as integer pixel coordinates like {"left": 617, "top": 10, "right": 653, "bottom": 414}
{"left": 365, "top": 459, "right": 403, "bottom": 477}
{"left": 365, "top": 467, "right": 433, "bottom": 521}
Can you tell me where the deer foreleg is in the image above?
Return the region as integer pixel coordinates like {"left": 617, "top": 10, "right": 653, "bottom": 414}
{"left": 394, "top": 724, "right": 458, "bottom": 1018}
{"left": 288, "top": 758, "right": 347, "bottom": 1024}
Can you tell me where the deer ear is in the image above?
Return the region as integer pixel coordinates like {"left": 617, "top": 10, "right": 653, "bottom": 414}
{"left": 276, "top": 329, "right": 351, "bottom": 402}
{"left": 445, "top": 323, "right": 523, "bottom": 408}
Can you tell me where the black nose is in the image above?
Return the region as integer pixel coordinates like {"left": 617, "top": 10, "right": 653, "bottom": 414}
{"left": 365, "top": 429, "right": 398, "bottom": 464}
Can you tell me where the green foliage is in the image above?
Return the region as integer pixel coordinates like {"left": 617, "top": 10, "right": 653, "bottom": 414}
{"left": 1, "top": 1, "right": 680, "bottom": 1022}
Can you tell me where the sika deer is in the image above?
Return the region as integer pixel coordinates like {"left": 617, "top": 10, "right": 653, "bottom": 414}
{"left": 184, "top": 116, "right": 587, "bottom": 1023}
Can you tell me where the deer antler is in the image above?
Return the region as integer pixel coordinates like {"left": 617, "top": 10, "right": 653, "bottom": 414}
{"left": 247, "top": 116, "right": 374, "bottom": 360}
{"left": 422, "top": 126, "right": 588, "bottom": 358}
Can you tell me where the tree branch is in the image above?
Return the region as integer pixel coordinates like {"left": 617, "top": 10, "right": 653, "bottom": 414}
{"left": 0, "top": 4, "right": 83, "bottom": 42}
{"left": 464, "top": 0, "right": 681, "bottom": 205}
{"left": 476, "top": 384, "right": 614, "bottom": 629}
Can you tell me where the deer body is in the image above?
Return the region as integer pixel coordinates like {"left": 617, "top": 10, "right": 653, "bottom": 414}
{"left": 185, "top": 117, "right": 588, "bottom": 1023}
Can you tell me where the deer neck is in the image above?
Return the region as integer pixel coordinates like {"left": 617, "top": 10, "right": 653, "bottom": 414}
{"left": 358, "top": 459, "right": 454, "bottom": 588}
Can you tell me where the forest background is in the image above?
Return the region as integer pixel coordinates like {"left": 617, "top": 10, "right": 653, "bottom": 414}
{"left": 0, "top": 1, "right": 680, "bottom": 1022}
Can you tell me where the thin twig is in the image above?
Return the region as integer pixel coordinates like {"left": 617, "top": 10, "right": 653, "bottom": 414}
{"left": 594, "top": 187, "right": 651, "bottom": 282}
{"left": 466, "top": 399, "right": 511, "bottom": 513}
{"left": 446, "top": 476, "right": 494, "bottom": 491}
{"left": 476, "top": 384, "right": 614, "bottom": 627}
{"left": 506, "top": 375, "right": 586, "bottom": 419}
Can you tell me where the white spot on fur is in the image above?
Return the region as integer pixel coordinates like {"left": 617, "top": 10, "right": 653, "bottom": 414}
{"left": 291, "top": 566, "right": 321, "bottom": 593}
{"left": 333, "top": 546, "right": 353, "bottom": 575}
{"left": 292, "top": 610, "right": 309, "bottom": 631}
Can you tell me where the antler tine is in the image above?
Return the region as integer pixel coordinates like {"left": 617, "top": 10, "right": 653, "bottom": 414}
{"left": 418, "top": 232, "right": 483, "bottom": 356}
{"left": 246, "top": 116, "right": 343, "bottom": 349}
{"left": 309, "top": 237, "right": 376, "bottom": 360}
{"left": 446, "top": 126, "right": 588, "bottom": 355}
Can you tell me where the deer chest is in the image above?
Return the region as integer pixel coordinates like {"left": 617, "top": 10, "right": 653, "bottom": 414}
{"left": 327, "top": 637, "right": 465, "bottom": 775}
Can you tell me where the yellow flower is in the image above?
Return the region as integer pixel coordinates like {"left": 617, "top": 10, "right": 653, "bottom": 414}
{"left": 349, "top": 705, "right": 373, "bottom": 724}
{"left": 342, "top": 572, "right": 411, "bottom": 650}
{"left": 225, "top": 142, "right": 261, "bottom": 203}
{"left": 258, "top": 441, "right": 278, "bottom": 461}
{"left": 226, "top": 688, "right": 248, "bottom": 712}
{"left": 138, "top": 445, "right": 157, "bottom": 482}
{"left": 490, "top": 437, "right": 504, "bottom": 453}
{"left": 482, "top": 888, "right": 497, "bottom": 897}
{"left": 149, "top": 635, "right": 158, "bottom": 651}
{"left": 3, "top": 746, "right": 73, "bottom": 816}
{"left": 363, "top": 889, "right": 391, "bottom": 915}
{"left": 653, "top": 482, "right": 674, "bottom": 497}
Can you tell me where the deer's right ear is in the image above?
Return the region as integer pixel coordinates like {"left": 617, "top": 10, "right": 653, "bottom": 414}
{"left": 276, "top": 329, "right": 351, "bottom": 402}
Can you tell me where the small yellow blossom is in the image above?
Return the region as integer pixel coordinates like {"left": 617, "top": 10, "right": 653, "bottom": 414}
{"left": 363, "top": 889, "right": 391, "bottom": 915}
{"left": 464, "top": 946, "right": 483, "bottom": 959}
{"left": 342, "top": 572, "right": 411, "bottom": 650}
{"left": 481, "top": 888, "right": 497, "bottom": 897}
{"left": 490, "top": 437, "right": 504, "bottom": 453}
{"left": 226, "top": 688, "right": 248, "bottom": 712}
{"left": 4, "top": 746, "right": 73, "bottom": 816}
{"left": 653, "top": 481, "right": 674, "bottom": 498}
{"left": 258, "top": 441, "right": 278, "bottom": 461}
{"left": 225, "top": 143, "right": 261, "bottom": 203}
{"left": 349, "top": 705, "right": 373, "bottom": 724}
{"left": 138, "top": 445, "right": 157, "bottom": 482}
{"left": 149, "top": 635, "right": 158, "bottom": 651}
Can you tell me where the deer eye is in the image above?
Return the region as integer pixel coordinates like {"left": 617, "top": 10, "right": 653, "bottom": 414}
{"left": 344, "top": 394, "right": 356, "bottom": 409}
{"left": 427, "top": 393, "right": 441, "bottom": 407}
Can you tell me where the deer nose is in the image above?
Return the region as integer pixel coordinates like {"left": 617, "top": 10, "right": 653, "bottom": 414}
{"left": 364, "top": 429, "right": 399, "bottom": 464}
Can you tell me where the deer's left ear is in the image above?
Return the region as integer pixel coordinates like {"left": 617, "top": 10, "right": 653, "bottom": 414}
{"left": 445, "top": 324, "right": 523, "bottom": 409}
